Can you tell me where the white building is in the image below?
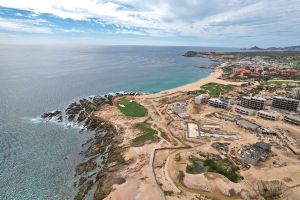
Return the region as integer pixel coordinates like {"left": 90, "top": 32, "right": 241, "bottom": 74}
{"left": 195, "top": 94, "right": 210, "bottom": 104}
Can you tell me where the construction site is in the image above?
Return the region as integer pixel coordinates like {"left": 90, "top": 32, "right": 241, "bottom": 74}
{"left": 106, "top": 87, "right": 300, "bottom": 200}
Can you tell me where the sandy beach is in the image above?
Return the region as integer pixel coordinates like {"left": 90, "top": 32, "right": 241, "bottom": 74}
{"left": 145, "top": 62, "right": 246, "bottom": 99}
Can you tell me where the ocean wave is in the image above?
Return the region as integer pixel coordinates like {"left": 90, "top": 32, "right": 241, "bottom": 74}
{"left": 28, "top": 116, "right": 85, "bottom": 131}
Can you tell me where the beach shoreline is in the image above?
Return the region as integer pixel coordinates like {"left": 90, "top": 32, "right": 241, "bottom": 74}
{"left": 144, "top": 62, "right": 245, "bottom": 99}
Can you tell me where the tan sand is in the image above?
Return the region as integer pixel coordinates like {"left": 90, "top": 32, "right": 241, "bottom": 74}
{"left": 143, "top": 63, "right": 246, "bottom": 99}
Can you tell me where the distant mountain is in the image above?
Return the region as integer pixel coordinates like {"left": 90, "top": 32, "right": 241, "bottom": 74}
{"left": 241, "top": 45, "right": 300, "bottom": 51}
{"left": 248, "top": 46, "right": 264, "bottom": 50}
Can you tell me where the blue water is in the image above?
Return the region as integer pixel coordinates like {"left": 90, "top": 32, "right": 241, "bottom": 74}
{"left": 0, "top": 45, "right": 233, "bottom": 200}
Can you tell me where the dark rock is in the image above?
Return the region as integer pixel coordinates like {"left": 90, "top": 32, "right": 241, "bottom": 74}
{"left": 77, "top": 111, "right": 87, "bottom": 123}
{"left": 75, "top": 158, "right": 97, "bottom": 176}
{"left": 41, "top": 110, "right": 62, "bottom": 121}
{"left": 78, "top": 177, "right": 87, "bottom": 186}
{"left": 57, "top": 115, "right": 63, "bottom": 122}
{"left": 68, "top": 114, "right": 76, "bottom": 121}
{"left": 74, "top": 180, "right": 93, "bottom": 200}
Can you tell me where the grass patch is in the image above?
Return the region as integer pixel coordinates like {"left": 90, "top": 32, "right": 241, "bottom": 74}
{"left": 186, "top": 156, "right": 242, "bottom": 183}
{"left": 201, "top": 83, "right": 235, "bottom": 97}
{"left": 118, "top": 98, "right": 147, "bottom": 117}
{"left": 267, "top": 80, "right": 300, "bottom": 84}
{"left": 203, "top": 158, "right": 242, "bottom": 183}
{"left": 132, "top": 122, "right": 157, "bottom": 143}
{"left": 186, "top": 160, "right": 207, "bottom": 174}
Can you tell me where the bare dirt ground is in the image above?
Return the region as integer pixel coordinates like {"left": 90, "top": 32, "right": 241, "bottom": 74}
{"left": 95, "top": 64, "right": 300, "bottom": 200}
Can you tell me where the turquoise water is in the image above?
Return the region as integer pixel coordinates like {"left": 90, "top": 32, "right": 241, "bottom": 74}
{"left": 0, "top": 45, "right": 233, "bottom": 199}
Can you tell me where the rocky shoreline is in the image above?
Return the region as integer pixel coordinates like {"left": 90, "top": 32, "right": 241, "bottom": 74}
{"left": 40, "top": 92, "right": 144, "bottom": 200}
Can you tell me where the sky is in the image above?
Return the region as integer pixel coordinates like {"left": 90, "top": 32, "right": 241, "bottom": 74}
{"left": 0, "top": 0, "right": 299, "bottom": 47}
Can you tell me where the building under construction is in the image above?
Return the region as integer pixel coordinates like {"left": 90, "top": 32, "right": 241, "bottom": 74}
{"left": 243, "top": 142, "right": 271, "bottom": 166}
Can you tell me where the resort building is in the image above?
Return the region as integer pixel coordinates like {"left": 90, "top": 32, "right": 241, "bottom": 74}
{"left": 235, "top": 105, "right": 256, "bottom": 116}
{"left": 241, "top": 96, "right": 266, "bottom": 110}
{"left": 272, "top": 96, "right": 299, "bottom": 112}
{"left": 257, "top": 110, "right": 279, "bottom": 121}
{"left": 208, "top": 98, "right": 230, "bottom": 109}
{"left": 195, "top": 94, "right": 210, "bottom": 104}
{"left": 244, "top": 142, "right": 271, "bottom": 166}
{"left": 284, "top": 114, "right": 300, "bottom": 126}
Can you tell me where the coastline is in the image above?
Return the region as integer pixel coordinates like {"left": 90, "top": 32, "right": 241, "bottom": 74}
{"left": 39, "top": 61, "right": 245, "bottom": 200}
{"left": 145, "top": 62, "right": 245, "bottom": 99}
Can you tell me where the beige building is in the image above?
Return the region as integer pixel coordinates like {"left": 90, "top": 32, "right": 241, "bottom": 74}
{"left": 195, "top": 94, "right": 210, "bottom": 104}
{"left": 284, "top": 114, "right": 300, "bottom": 126}
{"left": 257, "top": 110, "right": 279, "bottom": 121}
{"left": 235, "top": 105, "right": 256, "bottom": 116}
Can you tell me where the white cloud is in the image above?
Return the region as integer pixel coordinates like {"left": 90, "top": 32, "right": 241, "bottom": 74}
{"left": 0, "top": 0, "right": 299, "bottom": 43}
{"left": 0, "top": 18, "right": 52, "bottom": 33}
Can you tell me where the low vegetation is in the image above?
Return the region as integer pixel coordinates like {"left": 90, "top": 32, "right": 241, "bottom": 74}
{"left": 187, "top": 89, "right": 207, "bottom": 95}
{"left": 203, "top": 158, "right": 242, "bottom": 183}
{"left": 132, "top": 122, "right": 157, "bottom": 144}
{"left": 200, "top": 83, "right": 235, "bottom": 97}
{"left": 186, "top": 160, "right": 207, "bottom": 174}
{"left": 274, "top": 55, "right": 300, "bottom": 69}
{"left": 177, "top": 170, "right": 185, "bottom": 183}
{"left": 160, "top": 130, "right": 171, "bottom": 142}
{"left": 186, "top": 156, "right": 242, "bottom": 183}
{"left": 267, "top": 80, "right": 300, "bottom": 84}
{"left": 118, "top": 98, "right": 147, "bottom": 117}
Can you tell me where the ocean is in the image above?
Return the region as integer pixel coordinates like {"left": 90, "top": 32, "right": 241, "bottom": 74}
{"left": 0, "top": 45, "right": 233, "bottom": 200}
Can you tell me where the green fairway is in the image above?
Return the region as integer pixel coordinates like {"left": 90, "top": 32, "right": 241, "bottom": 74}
{"left": 201, "top": 83, "right": 235, "bottom": 97}
{"left": 118, "top": 98, "right": 147, "bottom": 117}
{"left": 132, "top": 122, "right": 157, "bottom": 143}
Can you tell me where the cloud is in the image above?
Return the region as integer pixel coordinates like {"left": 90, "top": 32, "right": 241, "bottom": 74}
{"left": 0, "top": 18, "right": 52, "bottom": 33}
{"left": 0, "top": 0, "right": 299, "bottom": 46}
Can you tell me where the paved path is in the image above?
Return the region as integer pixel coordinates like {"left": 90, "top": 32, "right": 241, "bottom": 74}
{"left": 147, "top": 138, "right": 165, "bottom": 200}
{"left": 165, "top": 156, "right": 181, "bottom": 193}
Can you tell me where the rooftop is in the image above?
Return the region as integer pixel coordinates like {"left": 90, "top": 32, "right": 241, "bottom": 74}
{"left": 273, "top": 96, "right": 299, "bottom": 102}
{"left": 209, "top": 98, "right": 229, "bottom": 104}
{"left": 237, "top": 119, "right": 260, "bottom": 130}
{"left": 257, "top": 110, "right": 279, "bottom": 117}
{"left": 195, "top": 93, "right": 210, "bottom": 99}
{"left": 284, "top": 114, "right": 300, "bottom": 121}
{"left": 242, "top": 96, "right": 266, "bottom": 101}
{"left": 236, "top": 105, "right": 255, "bottom": 112}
